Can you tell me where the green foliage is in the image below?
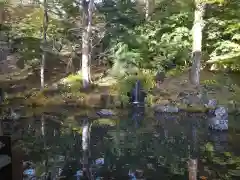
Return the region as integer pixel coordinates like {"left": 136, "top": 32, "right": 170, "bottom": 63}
{"left": 114, "top": 70, "right": 155, "bottom": 105}
{"left": 101, "top": 0, "right": 193, "bottom": 74}
{"left": 204, "top": 0, "right": 240, "bottom": 70}
{"left": 59, "top": 73, "right": 83, "bottom": 91}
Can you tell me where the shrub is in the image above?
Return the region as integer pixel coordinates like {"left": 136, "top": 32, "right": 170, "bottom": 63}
{"left": 114, "top": 70, "right": 156, "bottom": 105}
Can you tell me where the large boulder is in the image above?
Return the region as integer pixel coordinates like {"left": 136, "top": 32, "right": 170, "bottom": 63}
{"left": 208, "top": 106, "right": 228, "bottom": 131}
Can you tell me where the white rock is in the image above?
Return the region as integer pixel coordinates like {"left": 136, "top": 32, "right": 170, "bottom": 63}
{"left": 205, "top": 99, "right": 217, "bottom": 108}
{"left": 209, "top": 117, "right": 228, "bottom": 131}
{"left": 97, "top": 109, "right": 115, "bottom": 116}
{"left": 95, "top": 158, "right": 104, "bottom": 165}
{"left": 214, "top": 106, "right": 228, "bottom": 118}
{"left": 23, "top": 168, "right": 35, "bottom": 176}
{"left": 154, "top": 105, "right": 179, "bottom": 113}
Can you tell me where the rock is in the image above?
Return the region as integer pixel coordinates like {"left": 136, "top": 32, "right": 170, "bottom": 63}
{"left": 154, "top": 105, "right": 179, "bottom": 113}
{"left": 208, "top": 106, "right": 228, "bottom": 131}
{"left": 204, "top": 99, "right": 217, "bottom": 109}
{"left": 214, "top": 106, "right": 228, "bottom": 119}
{"left": 75, "top": 170, "right": 83, "bottom": 177}
{"left": 205, "top": 99, "right": 218, "bottom": 114}
{"left": 95, "top": 158, "right": 104, "bottom": 165}
{"left": 23, "top": 168, "right": 35, "bottom": 176}
{"left": 0, "top": 155, "right": 11, "bottom": 170}
{"left": 96, "top": 109, "right": 115, "bottom": 116}
{"left": 208, "top": 117, "right": 228, "bottom": 131}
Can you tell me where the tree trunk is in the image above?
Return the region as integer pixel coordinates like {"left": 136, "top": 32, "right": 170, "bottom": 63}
{"left": 41, "top": 0, "right": 48, "bottom": 89}
{"left": 82, "top": 119, "right": 93, "bottom": 179}
{"left": 81, "top": 0, "right": 94, "bottom": 88}
{"left": 144, "top": 0, "right": 149, "bottom": 20}
{"left": 0, "top": 5, "right": 4, "bottom": 25}
{"left": 189, "top": 1, "right": 206, "bottom": 86}
{"left": 188, "top": 159, "right": 198, "bottom": 180}
{"left": 0, "top": 4, "right": 6, "bottom": 62}
{"left": 136, "top": 0, "right": 154, "bottom": 20}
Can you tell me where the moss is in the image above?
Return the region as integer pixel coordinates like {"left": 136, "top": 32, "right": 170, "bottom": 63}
{"left": 178, "top": 104, "right": 209, "bottom": 113}
{"left": 93, "top": 118, "right": 116, "bottom": 127}
{"left": 59, "top": 73, "right": 83, "bottom": 92}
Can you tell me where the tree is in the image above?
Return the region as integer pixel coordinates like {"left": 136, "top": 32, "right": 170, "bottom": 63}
{"left": 136, "top": 0, "right": 155, "bottom": 20}
{"left": 189, "top": 0, "right": 206, "bottom": 86}
{"left": 81, "top": 0, "right": 94, "bottom": 88}
{"left": 0, "top": 2, "right": 4, "bottom": 25}
{"left": 40, "top": 0, "right": 49, "bottom": 89}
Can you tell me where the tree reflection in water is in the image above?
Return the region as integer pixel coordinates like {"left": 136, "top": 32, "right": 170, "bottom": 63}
{"left": 9, "top": 110, "right": 240, "bottom": 179}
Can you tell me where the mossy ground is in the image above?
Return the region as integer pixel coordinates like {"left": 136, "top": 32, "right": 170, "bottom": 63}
{"left": 1, "top": 55, "right": 240, "bottom": 117}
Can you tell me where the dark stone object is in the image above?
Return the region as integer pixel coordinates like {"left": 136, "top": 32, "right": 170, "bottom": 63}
{"left": 0, "top": 136, "right": 12, "bottom": 180}
{"left": 0, "top": 88, "right": 4, "bottom": 104}
{"left": 127, "top": 80, "right": 146, "bottom": 105}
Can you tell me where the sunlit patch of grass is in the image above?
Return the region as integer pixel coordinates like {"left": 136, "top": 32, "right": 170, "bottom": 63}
{"left": 205, "top": 142, "right": 214, "bottom": 152}
{"left": 201, "top": 79, "right": 218, "bottom": 86}
{"left": 93, "top": 118, "right": 116, "bottom": 127}
{"left": 59, "top": 73, "right": 83, "bottom": 91}
{"left": 166, "top": 66, "right": 187, "bottom": 77}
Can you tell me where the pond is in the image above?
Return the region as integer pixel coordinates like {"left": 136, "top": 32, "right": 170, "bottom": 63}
{"left": 5, "top": 108, "right": 240, "bottom": 179}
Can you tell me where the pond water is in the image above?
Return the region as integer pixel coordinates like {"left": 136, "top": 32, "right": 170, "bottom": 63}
{"left": 6, "top": 108, "right": 240, "bottom": 179}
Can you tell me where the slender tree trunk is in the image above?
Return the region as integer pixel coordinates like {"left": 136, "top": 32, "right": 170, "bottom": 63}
{"left": 188, "top": 159, "right": 198, "bottom": 180}
{"left": 144, "top": 0, "right": 149, "bottom": 20}
{"left": 41, "top": 0, "right": 48, "bottom": 89}
{"left": 189, "top": 0, "right": 206, "bottom": 86}
{"left": 81, "top": 0, "right": 94, "bottom": 88}
{"left": 188, "top": 121, "right": 199, "bottom": 180}
{"left": 0, "top": 3, "right": 6, "bottom": 62}
{"left": 82, "top": 119, "right": 93, "bottom": 179}
{"left": 0, "top": 4, "right": 4, "bottom": 25}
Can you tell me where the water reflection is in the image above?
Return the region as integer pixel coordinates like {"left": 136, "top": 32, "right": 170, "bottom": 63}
{"left": 7, "top": 110, "right": 240, "bottom": 179}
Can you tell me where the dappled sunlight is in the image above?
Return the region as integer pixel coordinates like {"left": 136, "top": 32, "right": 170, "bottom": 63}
{"left": 93, "top": 118, "right": 117, "bottom": 127}
{"left": 1, "top": 0, "right": 240, "bottom": 179}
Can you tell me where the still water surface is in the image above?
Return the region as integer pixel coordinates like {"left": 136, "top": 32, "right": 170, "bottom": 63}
{"left": 10, "top": 109, "right": 240, "bottom": 179}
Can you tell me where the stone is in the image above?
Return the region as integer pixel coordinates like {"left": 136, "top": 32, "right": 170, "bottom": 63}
{"left": 208, "top": 105, "right": 228, "bottom": 131}
{"left": 154, "top": 105, "right": 179, "bottom": 113}
{"left": 23, "top": 168, "right": 35, "bottom": 176}
{"left": 214, "top": 106, "right": 228, "bottom": 119}
{"left": 204, "top": 99, "right": 217, "bottom": 109}
{"left": 127, "top": 80, "right": 146, "bottom": 105}
{"left": 0, "top": 155, "right": 11, "bottom": 170}
{"left": 95, "top": 158, "right": 104, "bottom": 165}
{"left": 208, "top": 117, "right": 228, "bottom": 131}
{"left": 96, "top": 109, "right": 115, "bottom": 116}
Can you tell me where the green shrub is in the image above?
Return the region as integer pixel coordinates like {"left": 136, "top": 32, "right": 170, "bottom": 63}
{"left": 114, "top": 70, "right": 156, "bottom": 105}
{"left": 59, "top": 73, "right": 83, "bottom": 92}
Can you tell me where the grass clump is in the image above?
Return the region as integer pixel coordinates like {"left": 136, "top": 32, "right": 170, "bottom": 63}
{"left": 59, "top": 73, "right": 83, "bottom": 92}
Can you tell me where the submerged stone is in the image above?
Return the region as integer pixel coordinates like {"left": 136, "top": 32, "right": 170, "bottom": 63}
{"left": 96, "top": 109, "right": 115, "bottom": 116}
{"left": 214, "top": 106, "right": 228, "bottom": 119}
{"left": 205, "top": 102, "right": 228, "bottom": 131}
{"left": 208, "top": 117, "right": 228, "bottom": 131}
{"left": 95, "top": 158, "right": 104, "bottom": 165}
